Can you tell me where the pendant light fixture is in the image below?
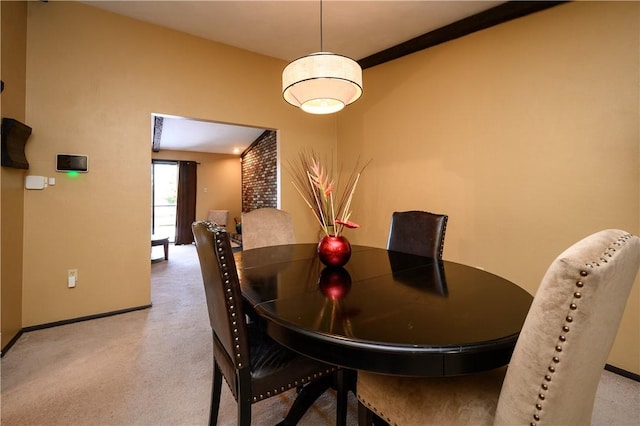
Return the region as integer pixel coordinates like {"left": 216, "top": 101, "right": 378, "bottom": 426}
{"left": 282, "top": 0, "right": 363, "bottom": 114}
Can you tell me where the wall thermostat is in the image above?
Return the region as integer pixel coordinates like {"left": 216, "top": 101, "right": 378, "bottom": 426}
{"left": 56, "top": 153, "right": 88, "bottom": 173}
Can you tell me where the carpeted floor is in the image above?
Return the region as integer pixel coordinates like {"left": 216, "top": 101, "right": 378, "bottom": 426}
{"left": 1, "top": 243, "right": 356, "bottom": 426}
{"left": 1, "top": 243, "right": 637, "bottom": 425}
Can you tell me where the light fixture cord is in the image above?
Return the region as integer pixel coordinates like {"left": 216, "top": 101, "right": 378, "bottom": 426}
{"left": 320, "top": 0, "right": 323, "bottom": 51}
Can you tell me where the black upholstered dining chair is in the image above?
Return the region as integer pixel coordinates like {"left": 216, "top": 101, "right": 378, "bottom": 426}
{"left": 387, "top": 210, "right": 448, "bottom": 258}
{"left": 358, "top": 229, "right": 640, "bottom": 425}
{"left": 192, "top": 221, "right": 347, "bottom": 426}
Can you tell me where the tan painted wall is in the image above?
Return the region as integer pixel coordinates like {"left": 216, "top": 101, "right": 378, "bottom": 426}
{"left": 1, "top": 1, "right": 27, "bottom": 349}
{"left": 22, "top": 1, "right": 335, "bottom": 326}
{"left": 339, "top": 2, "right": 640, "bottom": 373}
{"left": 151, "top": 150, "right": 242, "bottom": 228}
{"left": 15, "top": 0, "right": 640, "bottom": 375}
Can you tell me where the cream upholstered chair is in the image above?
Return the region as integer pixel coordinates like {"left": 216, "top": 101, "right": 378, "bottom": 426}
{"left": 207, "top": 210, "right": 229, "bottom": 228}
{"left": 357, "top": 229, "right": 640, "bottom": 426}
{"left": 241, "top": 208, "right": 296, "bottom": 250}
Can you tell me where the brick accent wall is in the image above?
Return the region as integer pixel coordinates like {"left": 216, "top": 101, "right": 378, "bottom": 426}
{"left": 241, "top": 130, "right": 277, "bottom": 212}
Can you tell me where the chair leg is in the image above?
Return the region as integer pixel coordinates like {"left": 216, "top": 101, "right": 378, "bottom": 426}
{"left": 335, "top": 369, "right": 352, "bottom": 426}
{"left": 358, "top": 403, "right": 389, "bottom": 426}
{"left": 236, "top": 372, "right": 253, "bottom": 426}
{"left": 358, "top": 401, "right": 374, "bottom": 426}
{"left": 280, "top": 374, "right": 332, "bottom": 425}
{"left": 237, "top": 397, "right": 252, "bottom": 426}
{"left": 210, "top": 363, "right": 223, "bottom": 426}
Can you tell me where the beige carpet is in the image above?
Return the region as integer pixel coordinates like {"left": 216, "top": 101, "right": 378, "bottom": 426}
{"left": 1, "top": 244, "right": 637, "bottom": 425}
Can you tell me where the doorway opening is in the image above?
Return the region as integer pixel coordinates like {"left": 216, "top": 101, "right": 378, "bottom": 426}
{"left": 152, "top": 160, "right": 178, "bottom": 242}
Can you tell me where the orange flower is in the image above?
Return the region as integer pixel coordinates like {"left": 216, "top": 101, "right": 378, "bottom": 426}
{"left": 336, "top": 219, "right": 359, "bottom": 229}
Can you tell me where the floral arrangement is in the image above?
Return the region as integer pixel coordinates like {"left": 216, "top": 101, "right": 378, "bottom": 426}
{"left": 288, "top": 150, "right": 370, "bottom": 238}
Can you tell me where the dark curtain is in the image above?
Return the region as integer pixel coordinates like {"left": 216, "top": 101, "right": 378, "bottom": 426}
{"left": 174, "top": 161, "right": 197, "bottom": 245}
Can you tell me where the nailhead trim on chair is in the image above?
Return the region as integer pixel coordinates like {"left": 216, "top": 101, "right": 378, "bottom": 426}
{"left": 439, "top": 216, "right": 448, "bottom": 259}
{"left": 358, "top": 397, "right": 398, "bottom": 426}
{"left": 214, "top": 229, "right": 245, "bottom": 369}
{"left": 251, "top": 368, "right": 337, "bottom": 403}
{"left": 529, "top": 233, "right": 633, "bottom": 426}
{"left": 205, "top": 222, "right": 339, "bottom": 404}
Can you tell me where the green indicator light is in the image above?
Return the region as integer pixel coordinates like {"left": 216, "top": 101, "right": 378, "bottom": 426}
{"left": 67, "top": 171, "right": 79, "bottom": 177}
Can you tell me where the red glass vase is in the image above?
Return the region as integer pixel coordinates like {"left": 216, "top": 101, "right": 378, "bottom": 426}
{"left": 317, "top": 235, "right": 352, "bottom": 267}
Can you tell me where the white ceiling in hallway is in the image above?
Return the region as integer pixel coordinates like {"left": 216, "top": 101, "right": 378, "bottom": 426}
{"left": 155, "top": 115, "right": 267, "bottom": 155}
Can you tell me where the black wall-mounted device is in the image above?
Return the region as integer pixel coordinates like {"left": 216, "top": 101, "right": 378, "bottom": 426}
{"left": 56, "top": 153, "right": 89, "bottom": 173}
{"left": 1, "top": 118, "right": 32, "bottom": 169}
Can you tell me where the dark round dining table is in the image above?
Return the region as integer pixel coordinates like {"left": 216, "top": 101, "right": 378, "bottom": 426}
{"left": 236, "top": 244, "right": 533, "bottom": 377}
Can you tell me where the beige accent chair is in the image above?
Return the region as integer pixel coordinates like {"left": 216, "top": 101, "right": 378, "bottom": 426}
{"left": 357, "top": 229, "right": 640, "bottom": 426}
{"left": 241, "top": 208, "right": 296, "bottom": 250}
{"left": 207, "top": 210, "right": 229, "bottom": 228}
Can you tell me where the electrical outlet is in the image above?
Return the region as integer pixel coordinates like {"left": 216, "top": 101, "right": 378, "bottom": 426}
{"left": 68, "top": 269, "right": 78, "bottom": 288}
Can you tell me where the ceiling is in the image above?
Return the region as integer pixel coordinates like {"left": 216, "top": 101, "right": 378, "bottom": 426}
{"left": 83, "top": 1, "right": 506, "bottom": 154}
{"left": 152, "top": 115, "right": 267, "bottom": 155}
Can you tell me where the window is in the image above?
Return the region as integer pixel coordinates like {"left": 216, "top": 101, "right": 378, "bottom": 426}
{"left": 152, "top": 160, "right": 178, "bottom": 242}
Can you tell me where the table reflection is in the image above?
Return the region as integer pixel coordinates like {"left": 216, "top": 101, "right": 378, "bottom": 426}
{"left": 387, "top": 251, "right": 448, "bottom": 296}
{"left": 316, "top": 267, "right": 360, "bottom": 336}
{"left": 318, "top": 267, "right": 352, "bottom": 300}
{"left": 238, "top": 244, "right": 301, "bottom": 303}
